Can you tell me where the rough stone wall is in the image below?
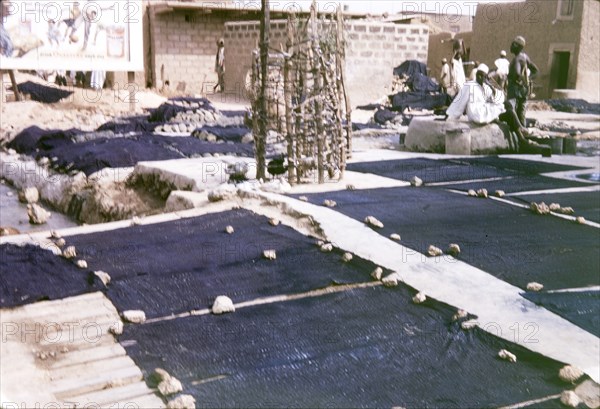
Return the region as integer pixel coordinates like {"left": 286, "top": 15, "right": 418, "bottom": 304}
{"left": 224, "top": 20, "right": 429, "bottom": 106}
{"left": 152, "top": 11, "right": 227, "bottom": 94}
{"left": 470, "top": 0, "right": 586, "bottom": 99}
{"left": 576, "top": 0, "right": 600, "bottom": 102}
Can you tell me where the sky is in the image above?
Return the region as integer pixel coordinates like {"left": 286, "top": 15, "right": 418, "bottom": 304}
{"left": 242, "top": 0, "right": 525, "bottom": 16}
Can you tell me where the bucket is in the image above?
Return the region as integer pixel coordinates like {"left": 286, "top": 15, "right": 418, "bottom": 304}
{"left": 563, "top": 138, "right": 578, "bottom": 154}
{"left": 535, "top": 137, "right": 563, "bottom": 154}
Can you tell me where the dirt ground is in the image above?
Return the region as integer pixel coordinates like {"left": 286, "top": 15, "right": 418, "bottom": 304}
{"left": 0, "top": 72, "right": 167, "bottom": 144}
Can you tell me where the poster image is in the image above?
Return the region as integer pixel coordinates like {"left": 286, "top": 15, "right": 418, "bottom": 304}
{"left": 0, "top": 0, "right": 143, "bottom": 71}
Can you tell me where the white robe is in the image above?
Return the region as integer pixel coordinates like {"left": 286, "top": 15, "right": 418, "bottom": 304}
{"left": 446, "top": 81, "right": 505, "bottom": 125}
{"left": 451, "top": 57, "right": 466, "bottom": 90}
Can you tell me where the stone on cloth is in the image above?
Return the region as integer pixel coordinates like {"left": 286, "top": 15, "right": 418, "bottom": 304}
{"left": 212, "top": 295, "right": 235, "bottom": 315}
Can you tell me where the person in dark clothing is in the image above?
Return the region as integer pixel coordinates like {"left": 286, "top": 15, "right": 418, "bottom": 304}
{"left": 507, "top": 36, "right": 539, "bottom": 129}
{"left": 503, "top": 36, "right": 549, "bottom": 155}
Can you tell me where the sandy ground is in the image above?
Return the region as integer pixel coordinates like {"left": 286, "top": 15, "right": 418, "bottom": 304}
{"left": 0, "top": 72, "right": 167, "bottom": 144}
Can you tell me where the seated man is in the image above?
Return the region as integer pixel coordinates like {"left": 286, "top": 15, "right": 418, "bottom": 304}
{"left": 446, "top": 63, "right": 550, "bottom": 156}
{"left": 447, "top": 63, "right": 504, "bottom": 125}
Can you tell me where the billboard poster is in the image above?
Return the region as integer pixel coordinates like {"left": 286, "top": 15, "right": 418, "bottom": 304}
{"left": 0, "top": 0, "right": 143, "bottom": 71}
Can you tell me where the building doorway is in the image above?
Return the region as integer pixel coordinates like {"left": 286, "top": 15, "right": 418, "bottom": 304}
{"left": 550, "top": 51, "right": 570, "bottom": 90}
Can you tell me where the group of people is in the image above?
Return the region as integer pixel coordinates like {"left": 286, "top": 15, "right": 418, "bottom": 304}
{"left": 440, "top": 36, "right": 550, "bottom": 156}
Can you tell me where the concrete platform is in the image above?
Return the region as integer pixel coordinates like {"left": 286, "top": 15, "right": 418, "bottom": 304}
{"left": 405, "top": 117, "right": 513, "bottom": 155}
{"left": 0, "top": 292, "right": 164, "bottom": 408}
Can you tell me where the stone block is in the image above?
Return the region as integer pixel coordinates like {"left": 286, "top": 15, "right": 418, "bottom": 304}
{"left": 405, "top": 117, "right": 512, "bottom": 154}
{"left": 445, "top": 127, "right": 472, "bottom": 155}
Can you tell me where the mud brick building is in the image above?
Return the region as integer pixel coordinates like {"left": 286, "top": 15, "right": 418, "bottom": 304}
{"left": 223, "top": 20, "right": 429, "bottom": 105}
{"left": 114, "top": 1, "right": 428, "bottom": 106}
{"left": 470, "top": 0, "right": 599, "bottom": 101}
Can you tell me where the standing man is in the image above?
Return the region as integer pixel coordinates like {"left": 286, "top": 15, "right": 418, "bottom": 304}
{"left": 494, "top": 50, "right": 510, "bottom": 91}
{"left": 507, "top": 36, "right": 538, "bottom": 129}
{"left": 439, "top": 57, "right": 451, "bottom": 95}
{"left": 213, "top": 38, "right": 225, "bottom": 93}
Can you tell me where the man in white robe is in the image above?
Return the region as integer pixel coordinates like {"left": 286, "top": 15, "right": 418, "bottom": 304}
{"left": 446, "top": 64, "right": 504, "bottom": 124}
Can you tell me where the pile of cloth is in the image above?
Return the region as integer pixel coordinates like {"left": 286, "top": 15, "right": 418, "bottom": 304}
{"left": 389, "top": 60, "right": 448, "bottom": 112}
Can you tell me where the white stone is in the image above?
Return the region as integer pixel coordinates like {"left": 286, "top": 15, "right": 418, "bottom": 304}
{"left": 549, "top": 203, "right": 562, "bottom": 212}
{"left": 18, "top": 187, "right": 39, "bottom": 204}
{"left": 154, "top": 368, "right": 171, "bottom": 382}
{"left": 527, "top": 282, "right": 544, "bottom": 292}
{"left": 390, "top": 233, "right": 401, "bottom": 241}
{"left": 269, "top": 218, "right": 280, "bottom": 226}
{"left": 55, "top": 238, "right": 66, "bottom": 248}
{"left": 342, "top": 252, "right": 353, "bottom": 262}
{"left": 498, "top": 349, "right": 517, "bottom": 362}
{"left": 62, "top": 246, "right": 77, "bottom": 259}
{"left": 476, "top": 188, "right": 488, "bottom": 199}
{"left": 461, "top": 319, "right": 479, "bottom": 330}
{"left": 576, "top": 216, "right": 586, "bottom": 224}
{"left": 410, "top": 176, "right": 423, "bottom": 187}
{"left": 559, "top": 365, "right": 585, "bottom": 383}
{"left": 212, "top": 295, "right": 235, "bottom": 315}
{"left": 320, "top": 243, "right": 333, "bottom": 252}
{"left": 364, "top": 216, "right": 384, "bottom": 228}
{"left": 447, "top": 243, "right": 461, "bottom": 257}
{"left": 94, "top": 271, "right": 111, "bottom": 286}
{"left": 346, "top": 184, "right": 356, "bottom": 191}
{"left": 495, "top": 190, "right": 505, "bottom": 198}
{"left": 427, "top": 245, "right": 443, "bottom": 257}
{"left": 531, "top": 202, "right": 550, "bottom": 215}
{"left": 323, "top": 199, "right": 337, "bottom": 208}
{"left": 158, "top": 376, "right": 183, "bottom": 397}
{"left": 298, "top": 196, "right": 309, "bottom": 202}
{"left": 50, "top": 230, "right": 62, "bottom": 239}
{"left": 167, "top": 395, "right": 196, "bottom": 409}
{"left": 412, "top": 292, "right": 426, "bottom": 304}
{"left": 131, "top": 216, "right": 142, "bottom": 226}
{"left": 263, "top": 249, "right": 277, "bottom": 260}
{"left": 109, "top": 321, "right": 123, "bottom": 336}
{"left": 371, "top": 267, "right": 383, "bottom": 280}
{"left": 558, "top": 206, "right": 575, "bottom": 215}
{"left": 27, "top": 204, "right": 51, "bottom": 224}
{"left": 225, "top": 225, "right": 235, "bottom": 234}
{"left": 560, "top": 391, "right": 581, "bottom": 408}
{"left": 382, "top": 275, "right": 398, "bottom": 287}
{"left": 452, "top": 309, "right": 468, "bottom": 321}
{"left": 75, "top": 260, "right": 88, "bottom": 269}
{"left": 122, "top": 310, "right": 146, "bottom": 324}
{"left": 467, "top": 189, "right": 477, "bottom": 197}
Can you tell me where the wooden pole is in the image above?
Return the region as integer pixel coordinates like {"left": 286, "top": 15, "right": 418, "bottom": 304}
{"left": 336, "top": 8, "right": 352, "bottom": 159}
{"left": 336, "top": 6, "right": 347, "bottom": 175}
{"left": 256, "top": 0, "right": 270, "bottom": 180}
{"left": 8, "top": 70, "right": 22, "bottom": 101}
{"left": 310, "top": 1, "right": 325, "bottom": 184}
{"left": 284, "top": 15, "right": 296, "bottom": 184}
{"left": 127, "top": 72, "right": 136, "bottom": 112}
